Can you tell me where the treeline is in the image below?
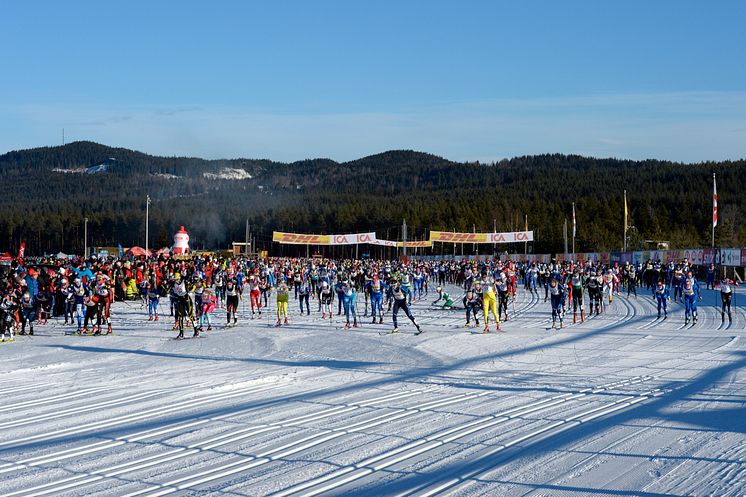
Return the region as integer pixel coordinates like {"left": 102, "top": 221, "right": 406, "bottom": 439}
{"left": 0, "top": 141, "right": 743, "bottom": 255}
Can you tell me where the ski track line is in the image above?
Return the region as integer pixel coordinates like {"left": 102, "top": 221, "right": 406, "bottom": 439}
{"left": 636, "top": 296, "right": 664, "bottom": 330}
{"left": 267, "top": 375, "right": 656, "bottom": 497}
{"left": 0, "top": 389, "right": 169, "bottom": 431}
{"left": 0, "top": 381, "right": 289, "bottom": 451}
{"left": 112, "top": 389, "right": 498, "bottom": 497}
{"left": 3, "top": 388, "right": 432, "bottom": 497}
{"left": 395, "top": 390, "right": 665, "bottom": 497}
{"left": 511, "top": 366, "right": 716, "bottom": 497}
{"left": 0, "top": 383, "right": 299, "bottom": 474}
{"left": 0, "top": 383, "right": 49, "bottom": 396}
{"left": 0, "top": 386, "right": 111, "bottom": 414}
{"left": 404, "top": 294, "right": 737, "bottom": 497}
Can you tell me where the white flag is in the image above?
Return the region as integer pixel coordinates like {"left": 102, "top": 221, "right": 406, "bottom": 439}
{"left": 572, "top": 203, "right": 576, "bottom": 238}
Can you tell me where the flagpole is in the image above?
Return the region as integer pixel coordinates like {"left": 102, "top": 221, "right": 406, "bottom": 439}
{"left": 524, "top": 214, "right": 528, "bottom": 262}
{"left": 572, "top": 202, "right": 576, "bottom": 257}
{"left": 712, "top": 172, "right": 716, "bottom": 249}
{"left": 623, "top": 190, "right": 628, "bottom": 252}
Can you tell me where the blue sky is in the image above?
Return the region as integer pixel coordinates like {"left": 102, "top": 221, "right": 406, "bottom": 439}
{"left": 2, "top": 1, "right": 744, "bottom": 162}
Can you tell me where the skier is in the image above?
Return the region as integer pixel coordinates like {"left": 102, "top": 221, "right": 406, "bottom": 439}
{"left": 333, "top": 275, "right": 347, "bottom": 317}
{"left": 275, "top": 280, "right": 290, "bottom": 326}
{"left": 225, "top": 277, "right": 242, "bottom": 326}
{"left": 432, "top": 286, "right": 453, "bottom": 309}
{"left": 298, "top": 277, "right": 311, "bottom": 315}
{"left": 682, "top": 271, "right": 701, "bottom": 324}
{"left": 720, "top": 276, "right": 734, "bottom": 323}
{"left": 365, "top": 273, "right": 386, "bottom": 324}
{"left": 60, "top": 279, "right": 76, "bottom": 326}
{"left": 388, "top": 278, "right": 421, "bottom": 334}
{"left": 586, "top": 271, "right": 601, "bottom": 316}
{"left": 35, "top": 285, "right": 52, "bottom": 325}
{"left": 627, "top": 264, "right": 638, "bottom": 298}
{"left": 478, "top": 269, "right": 501, "bottom": 333}
{"left": 548, "top": 278, "right": 566, "bottom": 329}
{"left": 342, "top": 279, "right": 358, "bottom": 329}
{"left": 496, "top": 273, "right": 510, "bottom": 321}
{"left": 413, "top": 268, "right": 425, "bottom": 301}
{"left": 654, "top": 280, "right": 669, "bottom": 319}
{"left": 248, "top": 273, "right": 262, "bottom": 318}
{"left": 147, "top": 277, "right": 160, "bottom": 321}
{"left": 72, "top": 277, "right": 87, "bottom": 332}
{"left": 671, "top": 265, "right": 685, "bottom": 303}
{"left": 259, "top": 276, "right": 271, "bottom": 308}
{"left": 527, "top": 263, "right": 539, "bottom": 295}
{"left": 570, "top": 268, "right": 585, "bottom": 323}
{"left": 172, "top": 273, "right": 198, "bottom": 339}
{"left": 320, "top": 281, "right": 334, "bottom": 319}
{"left": 213, "top": 271, "right": 226, "bottom": 308}
{"left": 199, "top": 289, "right": 217, "bottom": 331}
{"left": 19, "top": 292, "right": 36, "bottom": 336}
{"left": 193, "top": 276, "right": 205, "bottom": 322}
{"left": 463, "top": 285, "right": 481, "bottom": 328}
{"left": 0, "top": 292, "right": 18, "bottom": 342}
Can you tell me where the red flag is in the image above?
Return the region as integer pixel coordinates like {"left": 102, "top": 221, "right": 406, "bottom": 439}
{"left": 713, "top": 173, "right": 718, "bottom": 228}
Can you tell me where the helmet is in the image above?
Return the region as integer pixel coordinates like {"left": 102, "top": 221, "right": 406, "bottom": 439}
{"left": 174, "top": 272, "right": 182, "bottom": 280}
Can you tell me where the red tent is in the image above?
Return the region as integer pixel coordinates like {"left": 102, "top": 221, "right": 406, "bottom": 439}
{"left": 124, "top": 246, "right": 151, "bottom": 258}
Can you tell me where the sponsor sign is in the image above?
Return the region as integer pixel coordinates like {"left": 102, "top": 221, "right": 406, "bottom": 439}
{"left": 429, "top": 231, "right": 534, "bottom": 244}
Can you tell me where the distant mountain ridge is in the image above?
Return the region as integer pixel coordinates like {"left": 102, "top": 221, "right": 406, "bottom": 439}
{"left": 0, "top": 141, "right": 743, "bottom": 254}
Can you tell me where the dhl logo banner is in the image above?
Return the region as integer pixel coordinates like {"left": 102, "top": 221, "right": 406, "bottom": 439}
{"left": 428, "top": 231, "right": 534, "bottom": 244}
{"left": 273, "top": 232, "right": 331, "bottom": 245}
{"left": 398, "top": 240, "right": 433, "bottom": 248}
{"left": 273, "top": 232, "right": 377, "bottom": 245}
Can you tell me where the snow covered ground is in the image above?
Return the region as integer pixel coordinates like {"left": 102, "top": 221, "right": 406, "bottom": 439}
{"left": 1, "top": 285, "right": 745, "bottom": 497}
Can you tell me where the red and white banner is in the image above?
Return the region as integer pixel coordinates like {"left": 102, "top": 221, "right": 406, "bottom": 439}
{"left": 369, "top": 238, "right": 398, "bottom": 247}
{"left": 329, "top": 232, "right": 377, "bottom": 246}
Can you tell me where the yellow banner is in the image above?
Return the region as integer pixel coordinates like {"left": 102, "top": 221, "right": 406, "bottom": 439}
{"left": 398, "top": 240, "right": 432, "bottom": 248}
{"left": 273, "top": 232, "right": 331, "bottom": 245}
{"left": 429, "top": 231, "right": 534, "bottom": 244}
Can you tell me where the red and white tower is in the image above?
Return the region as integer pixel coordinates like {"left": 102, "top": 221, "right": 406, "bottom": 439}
{"left": 172, "top": 226, "right": 190, "bottom": 255}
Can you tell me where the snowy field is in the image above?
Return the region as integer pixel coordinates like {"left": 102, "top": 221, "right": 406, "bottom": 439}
{"left": 1, "top": 285, "right": 745, "bottom": 497}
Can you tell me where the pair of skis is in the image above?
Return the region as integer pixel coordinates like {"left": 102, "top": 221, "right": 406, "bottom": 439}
{"left": 379, "top": 327, "right": 424, "bottom": 336}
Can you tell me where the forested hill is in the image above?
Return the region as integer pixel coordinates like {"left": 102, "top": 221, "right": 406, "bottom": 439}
{"left": 1, "top": 141, "right": 743, "bottom": 255}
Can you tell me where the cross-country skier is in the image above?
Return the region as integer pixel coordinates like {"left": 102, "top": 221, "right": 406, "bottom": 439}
{"left": 388, "top": 278, "right": 421, "bottom": 334}
{"left": 682, "top": 271, "right": 701, "bottom": 324}
{"left": 655, "top": 280, "right": 669, "bottom": 319}
{"left": 720, "top": 276, "right": 735, "bottom": 323}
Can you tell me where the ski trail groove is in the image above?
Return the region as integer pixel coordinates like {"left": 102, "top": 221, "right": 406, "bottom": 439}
{"left": 1, "top": 389, "right": 431, "bottom": 497}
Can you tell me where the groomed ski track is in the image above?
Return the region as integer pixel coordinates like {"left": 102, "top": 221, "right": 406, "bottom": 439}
{"left": 1, "top": 285, "right": 744, "bottom": 496}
